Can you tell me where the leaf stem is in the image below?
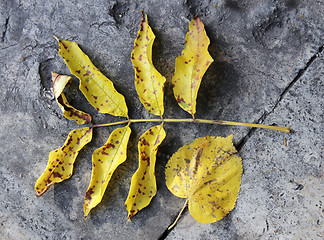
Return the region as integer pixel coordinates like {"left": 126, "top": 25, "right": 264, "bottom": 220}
{"left": 168, "top": 198, "right": 189, "bottom": 230}
{"left": 93, "top": 118, "right": 290, "bottom": 133}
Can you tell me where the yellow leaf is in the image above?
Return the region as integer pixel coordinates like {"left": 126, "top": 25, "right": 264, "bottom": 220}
{"left": 125, "top": 123, "right": 166, "bottom": 219}
{"left": 35, "top": 127, "right": 93, "bottom": 196}
{"left": 165, "top": 135, "right": 242, "bottom": 224}
{"left": 51, "top": 72, "right": 92, "bottom": 124}
{"left": 84, "top": 125, "right": 131, "bottom": 219}
{"left": 131, "top": 11, "right": 166, "bottom": 117}
{"left": 55, "top": 37, "right": 128, "bottom": 118}
{"left": 172, "top": 16, "right": 214, "bottom": 117}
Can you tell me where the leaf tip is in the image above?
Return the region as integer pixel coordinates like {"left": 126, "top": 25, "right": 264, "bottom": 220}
{"left": 141, "top": 10, "right": 148, "bottom": 22}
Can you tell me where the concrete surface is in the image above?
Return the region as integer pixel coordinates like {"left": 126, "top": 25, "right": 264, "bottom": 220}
{"left": 0, "top": 0, "right": 323, "bottom": 239}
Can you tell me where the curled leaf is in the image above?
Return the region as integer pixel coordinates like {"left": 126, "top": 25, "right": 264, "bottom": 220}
{"left": 84, "top": 125, "right": 131, "bottom": 219}
{"left": 52, "top": 72, "right": 92, "bottom": 124}
{"left": 35, "top": 127, "right": 93, "bottom": 197}
{"left": 55, "top": 37, "right": 128, "bottom": 118}
{"left": 125, "top": 123, "right": 166, "bottom": 220}
{"left": 131, "top": 11, "right": 166, "bottom": 117}
{"left": 165, "top": 135, "right": 242, "bottom": 224}
{"left": 172, "top": 16, "right": 214, "bottom": 117}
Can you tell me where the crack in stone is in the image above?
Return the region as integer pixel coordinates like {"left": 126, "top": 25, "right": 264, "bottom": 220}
{"left": 1, "top": 17, "right": 10, "bottom": 42}
{"left": 237, "top": 43, "right": 324, "bottom": 151}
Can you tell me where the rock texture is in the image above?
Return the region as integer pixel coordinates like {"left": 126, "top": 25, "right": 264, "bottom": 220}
{"left": 0, "top": 0, "right": 323, "bottom": 239}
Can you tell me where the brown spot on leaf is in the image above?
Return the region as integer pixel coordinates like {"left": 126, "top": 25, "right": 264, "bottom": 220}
{"left": 141, "top": 155, "right": 150, "bottom": 166}
{"left": 140, "top": 137, "right": 150, "bottom": 146}
{"left": 83, "top": 70, "right": 91, "bottom": 76}
{"left": 85, "top": 187, "right": 94, "bottom": 200}
{"left": 105, "top": 143, "right": 115, "bottom": 149}
{"left": 134, "top": 67, "right": 141, "bottom": 73}
{"left": 176, "top": 95, "right": 186, "bottom": 104}
{"left": 53, "top": 172, "right": 63, "bottom": 178}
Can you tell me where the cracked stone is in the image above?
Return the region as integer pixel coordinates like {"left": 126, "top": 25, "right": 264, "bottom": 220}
{"left": 0, "top": 0, "right": 323, "bottom": 239}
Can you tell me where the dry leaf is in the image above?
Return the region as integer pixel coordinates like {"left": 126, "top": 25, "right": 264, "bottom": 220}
{"left": 172, "top": 16, "right": 214, "bottom": 117}
{"left": 35, "top": 127, "right": 93, "bottom": 196}
{"left": 131, "top": 11, "right": 166, "bottom": 117}
{"left": 51, "top": 72, "right": 92, "bottom": 124}
{"left": 84, "top": 125, "right": 131, "bottom": 219}
{"left": 55, "top": 37, "right": 128, "bottom": 118}
{"left": 165, "top": 135, "right": 242, "bottom": 224}
{"left": 125, "top": 123, "right": 166, "bottom": 219}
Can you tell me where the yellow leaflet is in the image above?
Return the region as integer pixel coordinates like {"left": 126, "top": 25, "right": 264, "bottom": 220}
{"left": 35, "top": 127, "right": 93, "bottom": 197}
{"left": 84, "top": 125, "right": 131, "bottom": 219}
{"left": 52, "top": 72, "right": 92, "bottom": 124}
{"left": 125, "top": 123, "right": 166, "bottom": 220}
{"left": 131, "top": 11, "right": 166, "bottom": 117}
{"left": 165, "top": 135, "right": 242, "bottom": 224}
{"left": 55, "top": 37, "right": 128, "bottom": 118}
{"left": 172, "top": 16, "right": 214, "bottom": 117}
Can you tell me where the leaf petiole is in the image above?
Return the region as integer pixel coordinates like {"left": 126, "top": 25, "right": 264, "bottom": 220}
{"left": 168, "top": 198, "right": 189, "bottom": 230}
{"left": 93, "top": 118, "right": 290, "bottom": 133}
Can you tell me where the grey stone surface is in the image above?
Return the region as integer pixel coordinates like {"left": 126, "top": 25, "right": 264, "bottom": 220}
{"left": 0, "top": 0, "right": 323, "bottom": 239}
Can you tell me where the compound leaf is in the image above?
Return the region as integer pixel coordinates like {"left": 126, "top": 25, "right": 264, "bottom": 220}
{"left": 172, "top": 16, "right": 214, "bottom": 117}
{"left": 35, "top": 127, "right": 93, "bottom": 197}
{"left": 125, "top": 123, "right": 166, "bottom": 220}
{"left": 55, "top": 37, "right": 128, "bottom": 118}
{"left": 84, "top": 125, "right": 131, "bottom": 219}
{"left": 131, "top": 11, "right": 166, "bottom": 117}
{"left": 165, "top": 135, "right": 242, "bottom": 224}
{"left": 52, "top": 72, "right": 92, "bottom": 124}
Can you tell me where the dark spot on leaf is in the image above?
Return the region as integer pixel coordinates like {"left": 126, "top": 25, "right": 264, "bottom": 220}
{"left": 176, "top": 95, "right": 186, "bottom": 104}
{"left": 85, "top": 187, "right": 94, "bottom": 200}
{"left": 53, "top": 172, "right": 63, "bottom": 178}
{"left": 140, "top": 137, "right": 150, "bottom": 146}
{"left": 83, "top": 70, "right": 91, "bottom": 76}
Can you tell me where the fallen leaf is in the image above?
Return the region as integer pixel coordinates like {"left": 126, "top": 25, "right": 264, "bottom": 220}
{"left": 51, "top": 72, "right": 92, "bottom": 124}
{"left": 84, "top": 125, "right": 131, "bottom": 219}
{"left": 172, "top": 16, "right": 214, "bottom": 117}
{"left": 131, "top": 11, "right": 166, "bottom": 117}
{"left": 35, "top": 127, "right": 93, "bottom": 197}
{"left": 55, "top": 37, "right": 128, "bottom": 118}
{"left": 165, "top": 135, "right": 242, "bottom": 224}
{"left": 125, "top": 123, "right": 166, "bottom": 219}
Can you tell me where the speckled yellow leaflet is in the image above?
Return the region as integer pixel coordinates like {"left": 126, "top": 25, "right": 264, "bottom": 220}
{"left": 172, "top": 16, "right": 214, "bottom": 117}
{"left": 55, "top": 37, "right": 128, "bottom": 118}
{"left": 125, "top": 123, "right": 166, "bottom": 219}
{"left": 165, "top": 135, "right": 242, "bottom": 225}
{"left": 35, "top": 127, "right": 93, "bottom": 197}
{"left": 131, "top": 11, "right": 166, "bottom": 117}
{"left": 51, "top": 72, "right": 91, "bottom": 124}
{"left": 84, "top": 125, "right": 131, "bottom": 219}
